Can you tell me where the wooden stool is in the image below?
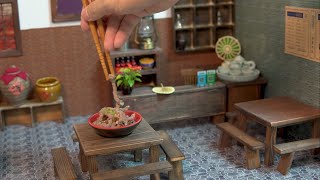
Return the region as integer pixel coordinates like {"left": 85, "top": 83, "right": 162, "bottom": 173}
{"left": 51, "top": 147, "right": 77, "bottom": 180}
{"left": 217, "top": 122, "right": 264, "bottom": 169}
{"left": 158, "top": 130, "right": 185, "bottom": 180}
{"left": 274, "top": 138, "right": 320, "bottom": 175}
{"left": 90, "top": 161, "right": 172, "bottom": 180}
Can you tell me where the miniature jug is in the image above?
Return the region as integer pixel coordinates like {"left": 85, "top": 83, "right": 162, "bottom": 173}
{"left": 0, "top": 65, "right": 31, "bottom": 106}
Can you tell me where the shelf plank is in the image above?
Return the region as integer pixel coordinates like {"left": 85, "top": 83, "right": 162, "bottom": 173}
{"left": 140, "top": 69, "right": 157, "bottom": 75}
{"left": 216, "top": 2, "right": 234, "bottom": 6}
{"left": 110, "top": 47, "right": 162, "bottom": 58}
{"left": 0, "top": 96, "right": 64, "bottom": 111}
{"left": 216, "top": 23, "right": 235, "bottom": 28}
{"left": 174, "top": 4, "right": 194, "bottom": 9}
{"left": 195, "top": 24, "right": 214, "bottom": 29}
{"left": 195, "top": 3, "right": 215, "bottom": 7}
{"left": 175, "top": 25, "right": 194, "bottom": 30}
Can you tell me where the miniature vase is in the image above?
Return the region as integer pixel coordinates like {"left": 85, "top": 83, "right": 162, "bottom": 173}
{"left": 35, "top": 77, "right": 61, "bottom": 102}
{"left": 0, "top": 66, "right": 31, "bottom": 106}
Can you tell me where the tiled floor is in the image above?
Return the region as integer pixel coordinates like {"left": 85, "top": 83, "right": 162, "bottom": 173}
{"left": 0, "top": 116, "right": 319, "bottom": 180}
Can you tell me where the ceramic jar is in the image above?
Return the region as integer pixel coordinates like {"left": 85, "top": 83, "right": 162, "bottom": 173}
{"left": 35, "top": 77, "right": 61, "bottom": 102}
{"left": 0, "top": 66, "right": 31, "bottom": 106}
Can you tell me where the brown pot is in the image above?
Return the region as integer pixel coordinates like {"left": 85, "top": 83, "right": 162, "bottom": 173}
{"left": 35, "top": 77, "right": 61, "bottom": 102}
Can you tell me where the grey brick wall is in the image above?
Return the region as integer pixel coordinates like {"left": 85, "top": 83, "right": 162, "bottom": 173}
{"left": 235, "top": 0, "right": 320, "bottom": 107}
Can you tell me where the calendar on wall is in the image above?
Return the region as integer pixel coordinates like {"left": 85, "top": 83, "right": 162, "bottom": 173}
{"left": 285, "top": 6, "right": 320, "bottom": 62}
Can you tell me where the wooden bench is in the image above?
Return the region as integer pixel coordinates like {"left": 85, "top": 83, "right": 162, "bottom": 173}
{"left": 158, "top": 130, "right": 185, "bottom": 180}
{"left": 274, "top": 138, "right": 320, "bottom": 175}
{"left": 90, "top": 161, "right": 172, "bottom": 180}
{"left": 51, "top": 147, "right": 77, "bottom": 180}
{"left": 217, "top": 122, "right": 264, "bottom": 169}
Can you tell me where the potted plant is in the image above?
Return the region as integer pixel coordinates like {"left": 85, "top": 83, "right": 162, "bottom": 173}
{"left": 116, "top": 68, "right": 142, "bottom": 95}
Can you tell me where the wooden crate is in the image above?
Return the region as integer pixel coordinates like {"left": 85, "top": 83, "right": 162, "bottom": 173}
{"left": 119, "top": 82, "right": 226, "bottom": 124}
{"left": 0, "top": 97, "right": 65, "bottom": 130}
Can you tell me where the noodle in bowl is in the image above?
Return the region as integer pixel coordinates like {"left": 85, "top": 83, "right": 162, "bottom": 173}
{"left": 88, "top": 110, "right": 142, "bottom": 137}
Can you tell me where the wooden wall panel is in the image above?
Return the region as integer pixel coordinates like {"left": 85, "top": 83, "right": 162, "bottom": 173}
{"left": 0, "top": 18, "right": 222, "bottom": 117}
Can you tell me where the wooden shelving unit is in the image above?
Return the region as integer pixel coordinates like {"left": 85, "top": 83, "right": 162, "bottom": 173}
{"left": 0, "top": 96, "right": 65, "bottom": 130}
{"left": 110, "top": 47, "right": 162, "bottom": 87}
{"left": 173, "top": 0, "right": 235, "bottom": 52}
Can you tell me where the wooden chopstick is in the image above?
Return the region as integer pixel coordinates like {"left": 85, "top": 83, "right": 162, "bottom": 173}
{"left": 81, "top": 0, "right": 124, "bottom": 108}
{"left": 81, "top": 0, "right": 110, "bottom": 80}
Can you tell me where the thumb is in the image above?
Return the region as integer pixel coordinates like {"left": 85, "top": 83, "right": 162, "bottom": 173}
{"left": 82, "top": 0, "right": 116, "bottom": 21}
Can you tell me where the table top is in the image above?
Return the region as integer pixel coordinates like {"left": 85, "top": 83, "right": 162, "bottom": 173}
{"left": 234, "top": 96, "right": 320, "bottom": 127}
{"left": 73, "top": 119, "right": 163, "bottom": 156}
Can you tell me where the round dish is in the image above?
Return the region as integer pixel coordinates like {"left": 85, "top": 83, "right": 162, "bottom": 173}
{"left": 217, "top": 69, "right": 260, "bottom": 82}
{"left": 88, "top": 110, "right": 142, "bottom": 137}
{"left": 152, "top": 86, "right": 175, "bottom": 94}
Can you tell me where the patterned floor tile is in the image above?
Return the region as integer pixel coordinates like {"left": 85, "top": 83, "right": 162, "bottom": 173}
{"left": 0, "top": 116, "right": 319, "bottom": 180}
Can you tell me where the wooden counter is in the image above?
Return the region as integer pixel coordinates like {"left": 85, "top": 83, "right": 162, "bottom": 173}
{"left": 118, "top": 82, "right": 226, "bottom": 124}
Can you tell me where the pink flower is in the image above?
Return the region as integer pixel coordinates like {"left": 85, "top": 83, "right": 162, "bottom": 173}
{"left": 8, "top": 79, "right": 25, "bottom": 96}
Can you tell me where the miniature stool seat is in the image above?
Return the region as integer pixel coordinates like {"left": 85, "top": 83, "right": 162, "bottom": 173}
{"left": 51, "top": 147, "right": 77, "bottom": 180}
{"left": 274, "top": 138, "right": 320, "bottom": 175}
{"left": 217, "top": 122, "right": 264, "bottom": 169}
{"left": 158, "top": 130, "right": 186, "bottom": 180}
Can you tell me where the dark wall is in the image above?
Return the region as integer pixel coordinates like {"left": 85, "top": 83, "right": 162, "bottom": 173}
{"left": 0, "top": 18, "right": 222, "bottom": 116}
{"left": 235, "top": 0, "right": 320, "bottom": 107}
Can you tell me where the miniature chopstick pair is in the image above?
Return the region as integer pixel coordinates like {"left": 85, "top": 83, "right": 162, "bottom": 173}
{"left": 81, "top": 0, "right": 123, "bottom": 108}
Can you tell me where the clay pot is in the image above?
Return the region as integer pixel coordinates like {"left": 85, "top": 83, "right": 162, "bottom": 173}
{"left": 0, "top": 66, "right": 31, "bottom": 106}
{"left": 35, "top": 77, "right": 61, "bottom": 102}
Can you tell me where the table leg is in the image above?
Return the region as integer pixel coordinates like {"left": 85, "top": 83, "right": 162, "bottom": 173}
{"left": 87, "top": 155, "right": 98, "bottom": 174}
{"left": 79, "top": 146, "right": 88, "bottom": 172}
{"left": 149, "top": 145, "right": 160, "bottom": 180}
{"left": 236, "top": 112, "right": 247, "bottom": 132}
{"left": 134, "top": 149, "right": 143, "bottom": 162}
{"left": 265, "top": 126, "right": 277, "bottom": 166}
{"left": 312, "top": 119, "right": 320, "bottom": 155}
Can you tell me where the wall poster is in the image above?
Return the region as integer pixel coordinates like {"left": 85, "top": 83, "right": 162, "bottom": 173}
{"left": 285, "top": 6, "right": 320, "bottom": 62}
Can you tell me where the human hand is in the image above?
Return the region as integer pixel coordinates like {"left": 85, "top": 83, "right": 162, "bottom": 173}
{"left": 81, "top": 0, "right": 178, "bottom": 51}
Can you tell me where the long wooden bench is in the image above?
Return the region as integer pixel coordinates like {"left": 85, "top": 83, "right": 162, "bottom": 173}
{"left": 217, "top": 122, "right": 264, "bottom": 169}
{"left": 274, "top": 138, "right": 320, "bottom": 175}
{"left": 51, "top": 147, "right": 77, "bottom": 180}
{"left": 90, "top": 161, "right": 172, "bottom": 180}
{"left": 158, "top": 130, "right": 185, "bottom": 180}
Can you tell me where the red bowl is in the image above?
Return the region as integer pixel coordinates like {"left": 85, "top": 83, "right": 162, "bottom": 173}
{"left": 88, "top": 110, "right": 142, "bottom": 137}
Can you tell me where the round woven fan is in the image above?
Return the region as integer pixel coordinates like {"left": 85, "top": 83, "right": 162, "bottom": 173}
{"left": 215, "top": 36, "right": 241, "bottom": 61}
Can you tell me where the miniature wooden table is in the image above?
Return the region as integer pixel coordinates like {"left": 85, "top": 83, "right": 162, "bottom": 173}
{"left": 73, "top": 119, "right": 163, "bottom": 179}
{"left": 234, "top": 96, "right": 320, "bottom": 166}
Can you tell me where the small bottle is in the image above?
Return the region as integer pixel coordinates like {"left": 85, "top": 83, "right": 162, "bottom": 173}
{"left": 217, "top": 10, "right": 222, "bottom": 25}
{"left": 131, "top": 56, "right": 137, "bottom": 66}
{"left": 115, "top": 58, "right": 120, "bottom": 68}
{"left": 120, "top": 57, "right": 126, "bottom": 67}
{"left": 126, "top": 57, "right": 131, "bottom": 67}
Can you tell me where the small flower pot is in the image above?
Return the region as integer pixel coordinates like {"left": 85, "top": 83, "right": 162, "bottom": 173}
{"left": 122, "top": 86, "right": 132, "bottom": 95}
{"left": 35, "top": 77, "right": 61, "bottom": 102}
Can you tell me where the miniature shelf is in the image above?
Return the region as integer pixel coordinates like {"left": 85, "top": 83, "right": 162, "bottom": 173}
{"left": 0, "top": 96, "right": 65, "bottom": 130}
{"left": 173, "top": 0, "right": 235, "bottom": 52}
{"left": 110, "top": 48, "right": 162, "bottom": 86}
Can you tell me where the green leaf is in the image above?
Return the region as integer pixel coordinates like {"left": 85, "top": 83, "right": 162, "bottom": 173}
{"left": 128, "top": 79, "right": 134, "bottom": 87}
{"left": 116, "top": 75, "right": 122, "bottom": 80}
{"left": 116, "top": 80, "right": 123, "bottom": 87}
{"left": 135, "top": 78, "right": 142, "bottom": 82}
